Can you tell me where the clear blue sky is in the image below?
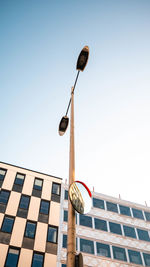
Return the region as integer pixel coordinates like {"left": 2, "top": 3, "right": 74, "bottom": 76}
{"left": 0, "top": 0, "right": 150, "bottom": 205}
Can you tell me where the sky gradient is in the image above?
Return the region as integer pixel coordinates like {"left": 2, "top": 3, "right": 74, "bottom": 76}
{"left": 0, "top": 0, "right": 150, "bottom": 205}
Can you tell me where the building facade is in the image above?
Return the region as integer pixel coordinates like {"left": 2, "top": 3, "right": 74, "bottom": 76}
{"left": 0, "top": 162, "right": 62, "bottom": 267}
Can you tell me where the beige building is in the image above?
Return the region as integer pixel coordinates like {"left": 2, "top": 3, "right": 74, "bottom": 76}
{"left": 0, "top": 161, "right": 62, "bottom": 267}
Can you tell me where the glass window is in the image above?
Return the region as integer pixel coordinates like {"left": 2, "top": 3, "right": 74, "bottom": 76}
{"left": 94, "top": 218, "right": 107, "bottom": 231}
{"left": 93, "top": 198, "right": 104, "bottom": 209}
{"left": 79, "top": 214, "right": 92, "bottom": 228}
{"left": 0, "top": 190, "right": 10, "bottom": 204}
{"left": 0, "top": 168, "right": 7, "bottom": 181}
{"left": 143, "top": 252, "right": 150, "bottom": 266}
{"left": 19, "top": 195, "right": 30, "bottom": 209}
{"left": 64, "top": 190, "right": 68, "bottom": 200}
{"left": 106, "top": 201, "right": 118, "bottom": 213}
{"left": 137, "top": 228, "right": 150, "bottom": 242}
{"left": 123, "top": 225, "right": 136, "bottom": 239}
{"left": 64, "top": 210, "right": 68, "bottom": 222}
{"left": 112, "top": 246, "right": 127, "bottom": 261}
{"left": 32, "top": 253, "right": 44, "bottom": 267}
{"left": 96, "top": 242, "right": 110, "bottom": 258}
{"left": 47, "top": 226, "right": 58, "bottom": 243}
{"left": 1, "top": 216, "right": 14, "bottom": 233}
{"left": 132, "top": 208, "right": 144, "bottom": 220}
{"left": 109, "top": 222, "right": 122, "bottom": 235}
{"left": 62, "top": 265, "right": 67, "bottom": 267}
{"left": 5, "top": 248, "right": 20, "bottom": 267}
{"left": 52, "top": 183, "right": 60, "bottom": 195}
{"left": 40, "top": 200, "right": 49, "bottom": 214}
{"left": 14, "top": 173, "right": 25, "bottom": 186}
{"left": 119, "top": 205, "right": 131, "bottom": 216}
{"left": 80, "top": 239, "right": 94, "bottom": 254}
{"left": 145, "top": 211, "right": 150, "bottom": 222}
{"left": 25, "top": 222, "right": 36, "bottom": 238}
{"left": 128, "top": 249, "right": 142, "bottom": 265}
{"left": 34, "top": 178, "right": 43, "bottom": 191}
{"left": 63, "top": 234, "right": 67, "bottom": 248}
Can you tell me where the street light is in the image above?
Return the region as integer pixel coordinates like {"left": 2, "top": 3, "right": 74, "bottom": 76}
{"left": 59, "top": 46, "right": 89, "bottom": 267}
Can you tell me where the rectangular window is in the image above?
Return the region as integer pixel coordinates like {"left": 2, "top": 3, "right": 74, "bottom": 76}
{"left": 112, "top": 246, "right": 127, "bottom": 262}
{"left": 119, "top": 205, "right": 131, "bottom": 216}
{"left": 93, "top": 198, "right": 104, "bottom": 209}
{"left": 40, "top": 200, "right": 50, "bottom": 215}
{"left": 5, "top": 248, "right": 20, "bottom": 267}
{"left": 96, "top": 242, "right": 111, "bottom": 258}
{"left": 123, "top": 225, "right": 136, "bottom": 239}
{"left": 109, "top": 222, "right": 122, "bottom": 235}
{"left": 132, "top": 208, "right": 144, "bottom": 220}
{"left": 106, "top": 201, "right": 118, "bottom": 213}
{"left": 62, "top": 265, "right": 67, "bottom": 267}
{"left": 47, "top": 226, "right": 58, "bottom": 243}
{"left": 1, "top": 216, "right": 14, "bottom": 233}
{"left": 64, "top": 190, "right": 68, "bottom": 200}
{"left": 52, "top": 183, "right": 61, "bottom": 195}
{"left": 14, "top": 173, "right": 25, "bottom": 186}
{"left": 0, "top": 168, "right": 7, "bottom": 181}
{"left": 137, "top": 228, "right": 150, "bottom": 242}
{"left": 79, "top": 214, "right": 92, "bottom": 228}
{"left": 63, "top": 234, "right": 67, "bottom": 248}
{"left": 94, "top": 218, "right": 107, "bottom": 232}
{"left": 25, "top": 221, "right": 36, "bottom": 239}
{"left": 0, "top": 190, "right": 10, "bottom": 204}
{"left": 64, "top": 210, "right": 68, "bottom": 222}
{"left": 32, "top": 253, "right": 44, "bottom": 267}
{"left": 80, "top": 238, "right": 94, "bottom": 254}
{"left": 34, "top": 178, "right": 43, "bottom": 191}
{"left": 144, "top": 211, "right": 150, "bottom": 222}
{"left": 128, "top": 249, "right": 142, "bottom": 265}
{"left": 19, "top": 195, "right": 30, "bottom": 209}
{"left": 143, "top": 252, "right": 150, "bottom": 266}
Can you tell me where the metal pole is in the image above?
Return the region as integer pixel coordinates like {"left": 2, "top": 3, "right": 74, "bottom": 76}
{"left": 67, "top": 87, "right": 76, "bottom": 267}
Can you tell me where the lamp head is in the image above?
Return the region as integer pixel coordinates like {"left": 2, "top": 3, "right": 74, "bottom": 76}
{"left": 58, "top": 116, "right": 69, "bottom": 136}
{"left": 76, "top": 46, "right": 89, "bottom": 71}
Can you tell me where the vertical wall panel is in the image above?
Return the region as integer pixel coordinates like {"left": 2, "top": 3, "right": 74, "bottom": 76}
{"left": 22, "top": 174, "right": 34, "bottom": 195}
{"left": 49, "top": 202, "right": 60, "bottom": 226}
{"left": 0, "top": 213, "right": 4, "bottom": 228}
{"left": 0, "top": 244, "right": 8, "bottom": 267}
{"left": 42, "top": 179, "right": 52, "bottom": 200}
{"left": 18, "top": 248, "right": 33, "bottom": 267}
{"left": 34, "top": 222, "right": 48, "bottom": 252}
{"left": 2, "top": 169, "right": 15, "bottom": 190}
{"left": 10, "top": 217, "right": 26, "bottom": 247}
{"left": 6, "top": 191, "right": 21, "bottom": 216}
{"left": 44, "top": 253, "right": 57, "bottom": 267}
{"left": 27, "top": 196, "right": 40, "bottom": 221}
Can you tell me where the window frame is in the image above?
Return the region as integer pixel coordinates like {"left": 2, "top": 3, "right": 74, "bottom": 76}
{"left": 39, "top": 199, "right": 50, "bottom": 215}
{"left": 0, "top": 189, "right": 10, "bottom": 205}
{"left": 52, "top": 182, "right": 61, "bottom": 195}
{"left": 109, "top": 221, "right": 122, "bottom": 235}
{"left": 24, "top": 221, "right": 37, "bottom": 239}
{"left": 19, "top": 195, "right": 30, "bottom": 210}
{"left": 119, "top": 204, "right": 131, "bottom": 217}
{"left": 112, "top": 246, "right": 127, "bottom": 262}
{"left": 137, "top": 228, "right": 150, "bottom": 242}
{"left": 79, "top": 214, "right": 93, "bottom": 228}
{"left": 93, "top": 198, "right": 105, "bottom": 209}
{"left": 5, "top": 247, "right": 20, "bottom": 267}
{"left": 31, "top": 252, "right": 44, "bottom": 267}
{"left": 1, "top": 215, "right": 15, "bottom": 233}
{"left": 14, "top": 172, "right": 25, "bottom": 186}
{"left": 80, "top": 238, "right": 94, "bottom": 255}
{"left": 132, "top": 208, "right": 144, "bottom": 220}
{"left": 47, "top": 225, "right": 58, "bottom": 244}
{"left": 143, "top": 252, "right": 150, "bottom": 266}
{"left": 106, "top": 201, "right": 118, "bottom": 213}
{"left": 94, "top": 218, "right": 107, "bottom": 232}
{"left": 0, "top": 168, "right": 7, "bottom": 181}
{"left": 96, "top": 242, "right": 111, "bottom": 258}
{"left": 33, "top": 178, "right": 43, "bottom": 191}
{"left": 123, "top": 225, "right": 136, "bottom": 239}
{"left": 128, "top": 249, "right": 142, "bottom": 265}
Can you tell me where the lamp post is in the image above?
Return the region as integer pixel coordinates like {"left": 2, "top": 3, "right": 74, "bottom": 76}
{"left": 59, "top": 46, "right": 89, "bottom": 267}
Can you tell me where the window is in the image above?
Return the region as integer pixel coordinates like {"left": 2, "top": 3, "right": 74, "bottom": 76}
{"left": 80, "top": 239, "right": 94, "bottom": 254}
{"left": 47, "top": 226, "right": 58, "bottom": 243}
{"left": 40, "top": 200, "right": 49, "bottom": 215}
{"left": 137, "top": 228, "right": 150, "bottom": 242}
{"left": 94, "top": 218, "right": 107, "bottom": 232}
{"left": 5, "top": 248, "right": 20, "bottom": 267}
{"left": 119, "top": 205, "right": 131, "bottom": 216}
{"left": 34, "top": 178, "right": 43, "bottom": 191}
{"left": 143, "top": 252, "right": 150, "bottom": 266}
{"left": 128, "top": 249, "right": 142, "bottom": 265}
{"left": 14, "top": 173, "right": 25, "bottom": 186}
{"left": 19, "top": 195, "right": 30, "bottom": 209}
{"left": 63, "top": 234, "right": 67, "bottom": 248}
{"left": 32, "top": 253, "right": 44, "bottom": 267}
{"left": 0, "top": 190, "right": 10, "bottom": 204}
{"left": 109, "top": 222, "right": 122, "bottom": 235}
{"left": 144, "top": 211, "right": 150, "bottom": 222}
{"left": 64, "top": 210, "right": 68, "bottom": 222}
{"left": 62, "top": 265, "right": 67, "bottom": 267}
{"left": 106, "top": 201, "right": 118, "bottom": 213}
{"left": 25, "top": 221, "right": 36, "bottom": 239}
{"left": 112, "top": 246, "right": 127, "bottom": 262}
{"left": 93, "top": 198, "right": 104, "bottom": 209}
{"left": 0, "top": 168, "right": 6, "bottom": 181}
{"left": 52, "top": 183, "right": 61, "bottom": 195}
{"left": 96, "top": 242, "right": 110, "bottom": 258}
{"left": 79, "top": 214, "right": 92, "bottom": 228}
{"left": 64, "top": 190, "right": 68, "bottom": 200}
{"left": 123, "top": 225, "right": 136, "bottom": 239}
{"left": 132, "top": 208, "right": 144, "bottom": 220}
{"left": 1, "top": 216, "right": 14, "bottom": 233}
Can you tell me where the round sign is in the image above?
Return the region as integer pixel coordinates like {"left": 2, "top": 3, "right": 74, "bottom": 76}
{"left": 69, "top": 181, "right": 92, "bottom": 214}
